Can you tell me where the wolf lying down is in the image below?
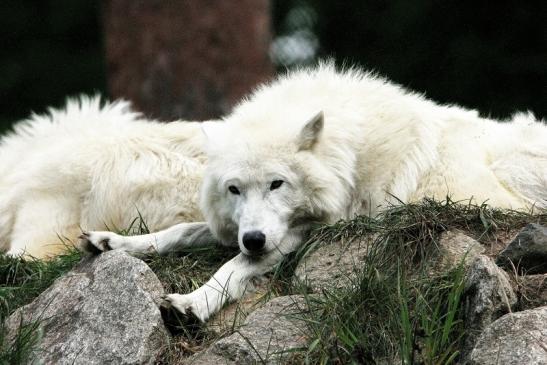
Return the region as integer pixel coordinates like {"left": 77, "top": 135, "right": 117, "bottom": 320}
{"left": 1, "top": 64, "right": 546, "bottom": 321}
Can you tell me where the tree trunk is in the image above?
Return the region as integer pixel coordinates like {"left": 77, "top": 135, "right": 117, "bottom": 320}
{"left": 102, "top": 0, "right": 273, "bottom": 121}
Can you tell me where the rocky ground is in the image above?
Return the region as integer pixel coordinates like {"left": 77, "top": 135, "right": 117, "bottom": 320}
{"left": 2, "top": 202, "right": 547, "bottom": 364}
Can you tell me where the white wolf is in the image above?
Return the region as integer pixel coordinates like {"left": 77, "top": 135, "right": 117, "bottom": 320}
{"left": 1, "top": 64, "right": 546, "bottom": 321}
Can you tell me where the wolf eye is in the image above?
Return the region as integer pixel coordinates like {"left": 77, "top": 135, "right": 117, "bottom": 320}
{"left": 228, "top": 185, "right": 240, "bottom": 195}
{"left": 270, "top": 180, "right": 284, "bottom": 190}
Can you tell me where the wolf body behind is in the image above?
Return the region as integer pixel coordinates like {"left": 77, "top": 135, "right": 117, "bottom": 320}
{"left": 0, "top": 98, "right": 207, "bottom": 257}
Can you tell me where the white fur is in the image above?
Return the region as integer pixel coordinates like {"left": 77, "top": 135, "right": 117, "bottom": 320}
{"left": 0, "top": 97, "right": 207, "bottom": 257}
{"left": 1, "top": 64, "right": 546, "bottom": 321}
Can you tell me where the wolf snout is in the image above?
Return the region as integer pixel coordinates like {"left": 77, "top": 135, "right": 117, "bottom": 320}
{"left": 242, "top": 230, "right": 266, "bottom": 252}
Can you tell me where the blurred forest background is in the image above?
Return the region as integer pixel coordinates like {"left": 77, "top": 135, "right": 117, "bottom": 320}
{"left": 1, "top": 0, "right": 545, "bottom": 134}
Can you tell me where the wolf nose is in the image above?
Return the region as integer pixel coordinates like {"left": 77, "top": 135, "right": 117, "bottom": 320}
{"left": 242, "top": 231, "right": 266, "bottom": 252}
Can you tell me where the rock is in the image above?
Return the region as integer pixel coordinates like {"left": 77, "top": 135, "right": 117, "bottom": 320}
{"left": 5, "top": 250, "right": 168, "bottom": 365}
{"left": 186, "top": 350, "right": 233, "bottom": 365}
{"left": 293, "top": 236, "right": 371, "bottom": 292}
{"left": 429, "top": 230, "right": 485, "bottom": 275}
{"left": 468, "top": 306, "right": 547, "bottom": 365}
{"left": 497, "top": 223, "right": 547, "bottom": 274}
{"left": 187, "top": 295, "right": 309, "bottom": 364}
{"left": 517, "top": 274, "right": 547, "bottom": 310}
{"left": 461, "top": 255, "right": 517, "bottom": 362}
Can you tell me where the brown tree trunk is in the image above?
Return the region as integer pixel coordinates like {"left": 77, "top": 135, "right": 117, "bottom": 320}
{"left": 102, "top": 0, "right": 273, "bottom": 121}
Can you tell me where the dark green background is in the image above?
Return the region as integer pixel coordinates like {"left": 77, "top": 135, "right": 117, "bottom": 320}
{"left": 0, "top": 0, "right": 105, "bottom": 132}
{"left": 1, "top": 0, "right": 545, "bottom": 133}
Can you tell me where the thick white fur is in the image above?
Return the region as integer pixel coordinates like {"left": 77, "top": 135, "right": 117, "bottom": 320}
{"left": 0, "top": 97, "right": 207, "bottom": 257}
{"left": 1, "top": 64, "right": 546, "bottom": 321}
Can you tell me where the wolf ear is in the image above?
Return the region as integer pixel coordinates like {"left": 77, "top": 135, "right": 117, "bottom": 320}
{"left": 298, "top": 111, "right": 324, "bottom": 151}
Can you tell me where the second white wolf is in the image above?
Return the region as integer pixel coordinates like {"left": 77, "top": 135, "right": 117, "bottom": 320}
{"left": 1, "top": 63, "right": 546, "bottom": 321}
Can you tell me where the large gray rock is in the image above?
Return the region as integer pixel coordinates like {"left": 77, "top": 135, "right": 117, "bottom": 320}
{"left": 518, "top": 274, "right": 547, "bottom": 310}
{"left": 428, "top": 230, "right": 485, "bottom": 275}
{"left": 497, "top": 223, "right": 547, "bottom": 274}
{"left": 294, "top": 237, "right": 371, "bottom": 292}
{"left": 461, "top": 255, "right": 517, "bottom": 362}
{"left": 187, "top": 295, "right": 309, "bottom": 364}
{"left": 5, "top": 250, "right": 168, "bottom": 365}
{"left": 468, "top": 306, "right": 547, "bottom": 365}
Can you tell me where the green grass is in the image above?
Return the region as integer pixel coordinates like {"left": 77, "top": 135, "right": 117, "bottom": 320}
{"left": 286, "top": 198, "right": 545, "bottom": 364}
{"left": 0, "top": 199, "right": 545, "bottom": 364}
{"left": 0, "top": 249, "right": 82, "bottom": 320}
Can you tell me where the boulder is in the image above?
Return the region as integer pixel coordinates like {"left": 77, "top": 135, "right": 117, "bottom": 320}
{"left": 5, "top": 250, "right": 168, "bottom": 365}
{"left": 468, "top": 306, "right": 547, "bottom": 365}
{"left": 428, "top": 230, "right": 485, "bottom": 275}
{"left": 497, "top": 223, "right": 547, "bottom": 274}
{"left": 187, "top": 295, "right": 309, "bottom": 364}
{"left": 461, "top": 255, "right": 517, "bottom": 362}
{"left": 293, "top": 237, "right": 371, "bottom": 292}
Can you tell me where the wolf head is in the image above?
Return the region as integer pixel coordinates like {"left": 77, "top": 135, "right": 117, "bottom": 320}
{"left": 199, "top": 111, "right": 332, "bottom": 257}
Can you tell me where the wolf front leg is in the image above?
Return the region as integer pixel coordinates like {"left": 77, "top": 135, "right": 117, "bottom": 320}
{"left": 166, "top": 249, "right": 289, "bottom": 322}
{"left": 79, "top": 222, "right": 220, "bottom": 255}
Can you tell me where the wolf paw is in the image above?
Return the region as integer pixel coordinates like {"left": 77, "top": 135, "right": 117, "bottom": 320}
{"left": 78, "top": 231, "right": 126, "bottom": 253}
{"left": 164, "top": 293, "right": 212, "bottom": 322}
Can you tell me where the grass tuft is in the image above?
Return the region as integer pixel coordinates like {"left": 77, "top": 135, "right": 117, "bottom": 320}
{"left": 291, "top": 198, "right": 545, "bottom": 364}
{"left": 0, "top": 248, "right": 82, "bottom": 320}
